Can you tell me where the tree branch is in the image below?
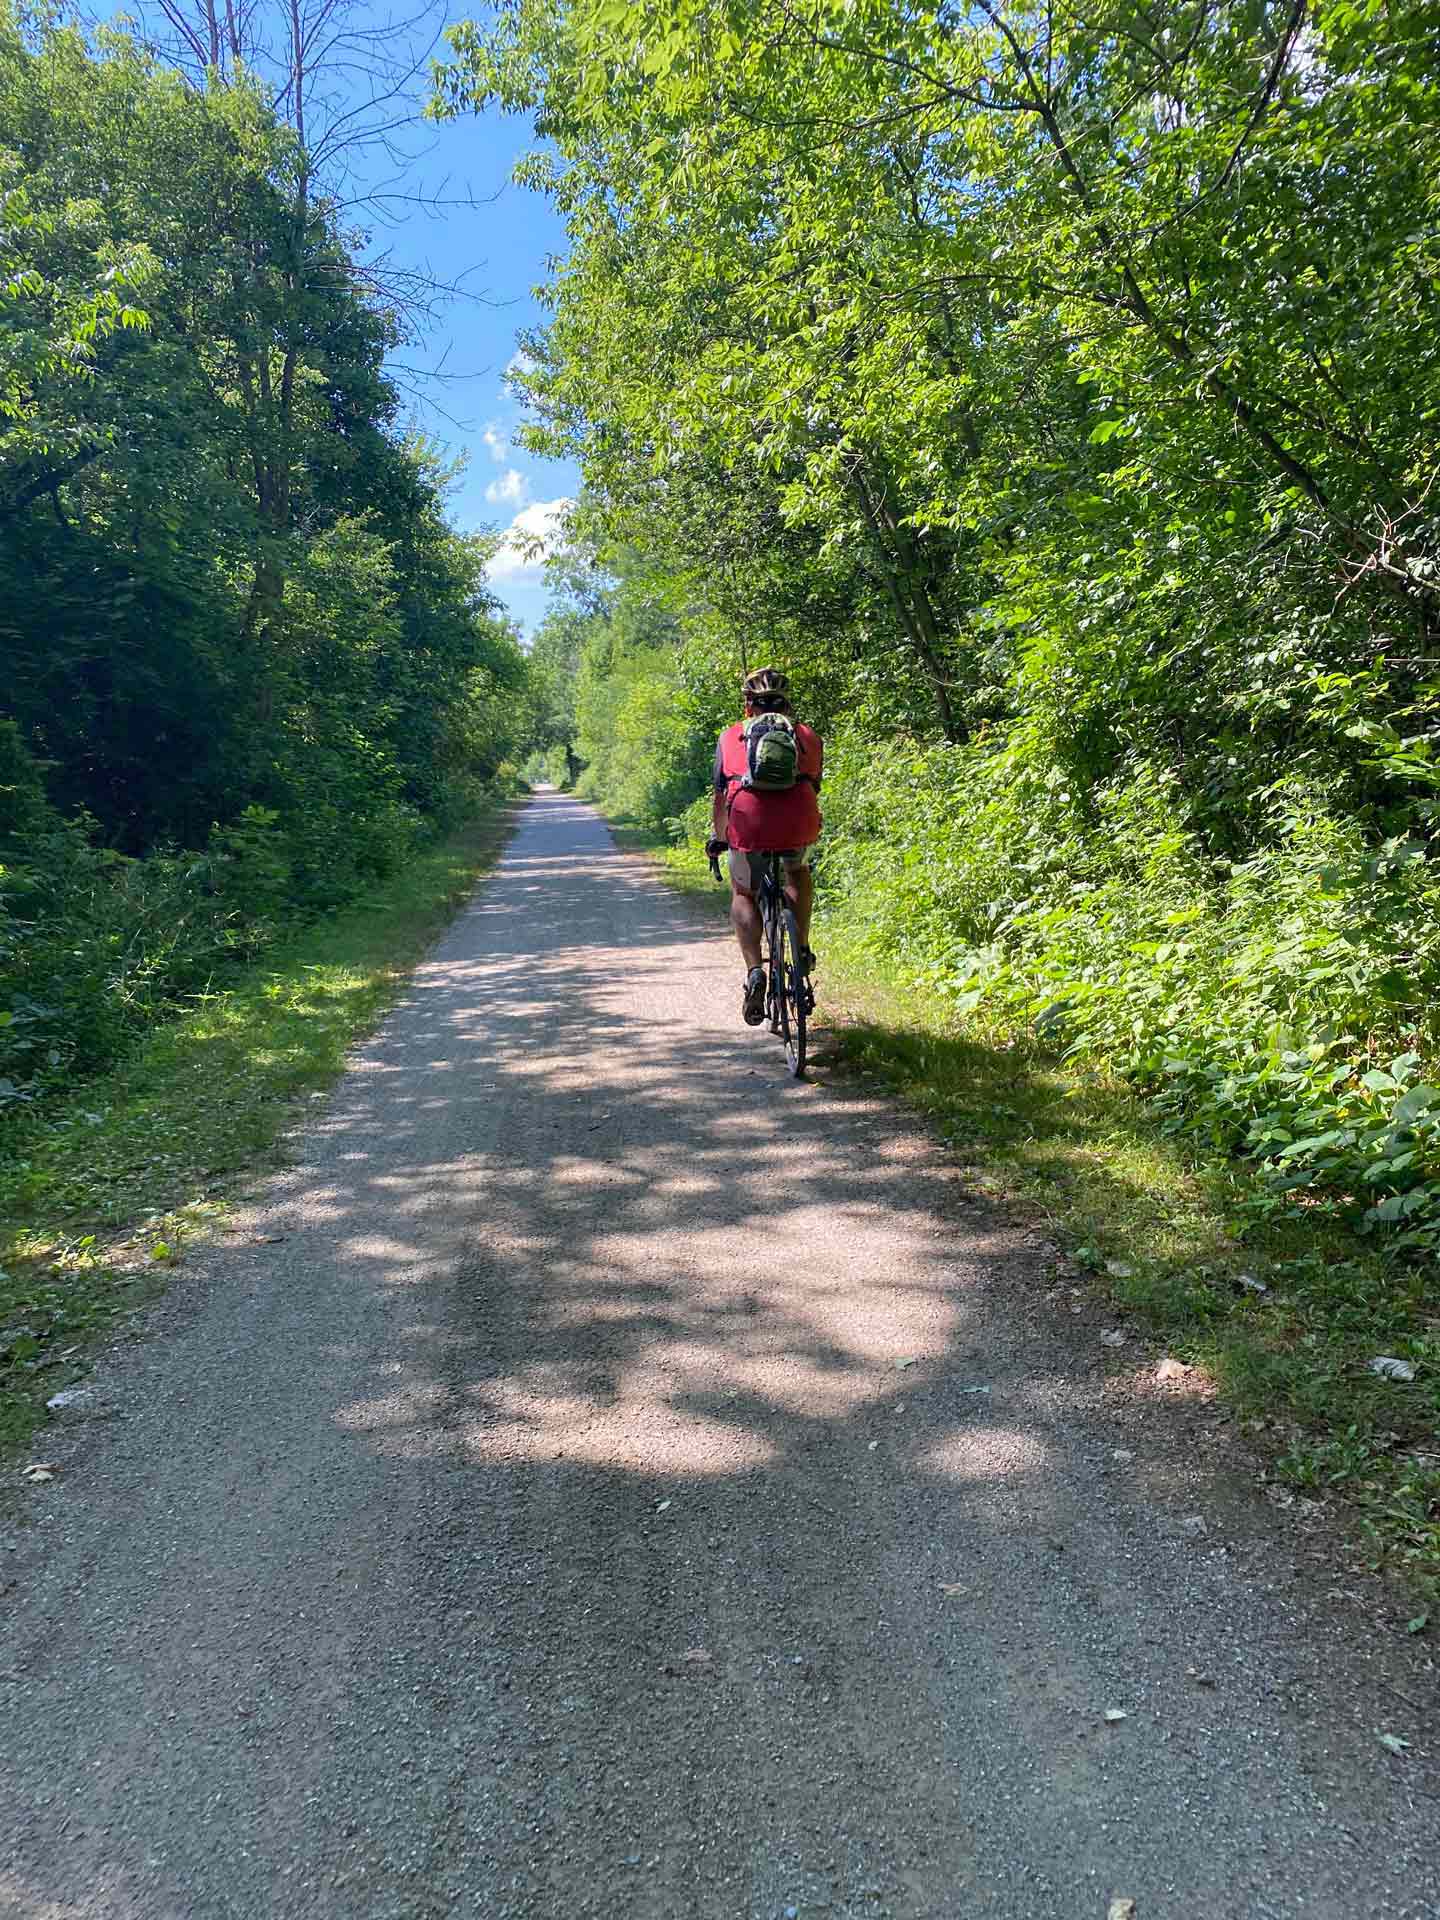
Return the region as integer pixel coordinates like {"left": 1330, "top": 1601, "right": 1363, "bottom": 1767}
{"left": 0, "top": 445, "right": 103, "bottom": 524}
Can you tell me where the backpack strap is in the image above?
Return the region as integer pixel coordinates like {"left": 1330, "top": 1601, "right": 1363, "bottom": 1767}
{"left": 718, "top": 723, "right": 749, "bottom": 792}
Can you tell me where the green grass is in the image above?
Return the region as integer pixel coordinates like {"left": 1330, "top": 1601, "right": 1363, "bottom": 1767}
{"left": 0, "top": 802, "right": 516, "bottom": 1456}
{"left": 619, "top": 817, "right": 1439, "bottom": 1611}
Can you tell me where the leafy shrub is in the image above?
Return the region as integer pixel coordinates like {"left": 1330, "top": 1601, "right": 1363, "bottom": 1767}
{"left": 818, "top": 729, "right": 1440, "bottom": 1258}
{"left": 208, "top": 806, "right": 291, "bottom": 919}
{"left": 0, "top": 725, "right": 494, "bottom": 1117}
{"left": 1, "top": 813, "right": 245, "bottom": 1102}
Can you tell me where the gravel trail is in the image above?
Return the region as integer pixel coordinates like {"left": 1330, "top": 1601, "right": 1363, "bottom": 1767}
{"left": 2, "top": 789, "right": 1437, "bottom": 1920}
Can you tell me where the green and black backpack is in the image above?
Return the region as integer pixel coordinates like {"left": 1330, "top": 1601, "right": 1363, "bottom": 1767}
{"left": 740, "top": 713, "right": 799, "bottom": 791}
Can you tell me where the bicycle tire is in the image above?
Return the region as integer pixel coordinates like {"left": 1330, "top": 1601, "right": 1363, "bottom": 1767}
{"left": 777, "top": 905, "right": 807, "bottom": 1078}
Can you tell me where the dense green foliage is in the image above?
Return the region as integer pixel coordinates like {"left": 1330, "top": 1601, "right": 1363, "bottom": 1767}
{"left": 441, "top": 0, "right": 1440, "bottom": 1271}
{"left": 1, "top": 9, "right": 530, "bottom": 1112}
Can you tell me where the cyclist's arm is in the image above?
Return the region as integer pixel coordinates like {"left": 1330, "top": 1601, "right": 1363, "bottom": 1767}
{"left": 712, "top": 737, "right": 729, "bottom": 843}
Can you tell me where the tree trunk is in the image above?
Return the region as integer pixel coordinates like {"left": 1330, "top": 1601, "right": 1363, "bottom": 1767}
{"left": 846, "top": 457, "right": 963, "bottom": 742}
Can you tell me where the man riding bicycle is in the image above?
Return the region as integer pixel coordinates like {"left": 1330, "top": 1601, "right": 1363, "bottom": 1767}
{"left": 707, "top": 667, "right": 822, "bottom": 1026}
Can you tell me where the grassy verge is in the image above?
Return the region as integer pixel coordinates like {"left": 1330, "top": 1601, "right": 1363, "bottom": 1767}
{"left": 616, "top": 814, "right": 1438, "bottom": 1611}
{"left": 0, "top": 801, "right": 516, "bottom": 1456}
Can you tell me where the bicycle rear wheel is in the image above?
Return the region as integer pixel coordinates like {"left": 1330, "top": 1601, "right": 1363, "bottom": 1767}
{"left": 762, "top": 889, "right": 785, "bottom": 1035}
{"left": 776, "top": 905, "right": 807, "bottom": 1078}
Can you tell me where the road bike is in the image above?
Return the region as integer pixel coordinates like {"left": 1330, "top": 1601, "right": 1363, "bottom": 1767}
{"left": 709, "top": 845, "right": 813, "bottom": 1078}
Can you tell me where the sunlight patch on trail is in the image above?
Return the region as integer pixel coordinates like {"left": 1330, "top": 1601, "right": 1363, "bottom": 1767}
{"left": 918, "top": 1426, "right": 1050, "bottom": 1483}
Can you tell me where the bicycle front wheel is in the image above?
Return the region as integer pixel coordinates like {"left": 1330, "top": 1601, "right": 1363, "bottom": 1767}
{"left": 777, "top": 906, "right": 807, "bottom": 1078}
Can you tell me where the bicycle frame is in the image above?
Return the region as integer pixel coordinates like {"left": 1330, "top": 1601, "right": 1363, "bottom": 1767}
{"left": 711, "top": 846, "right": 810, "bottom": 1077}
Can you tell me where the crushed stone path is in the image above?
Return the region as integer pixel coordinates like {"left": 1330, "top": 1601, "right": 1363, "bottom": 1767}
{"left": 2, "top": 789, "right": 1437, "bottom": 1920}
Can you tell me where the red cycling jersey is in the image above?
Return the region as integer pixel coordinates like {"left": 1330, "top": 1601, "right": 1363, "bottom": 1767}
{"left": 713, "top": 720, "right": 823, "bottom": 852}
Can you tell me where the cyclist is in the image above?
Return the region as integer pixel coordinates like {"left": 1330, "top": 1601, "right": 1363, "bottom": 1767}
{"left": 707, "top": 667, "right": 822, "bottom": 1026}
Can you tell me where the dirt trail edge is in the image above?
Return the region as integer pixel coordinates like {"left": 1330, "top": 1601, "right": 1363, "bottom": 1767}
{"left": 2, "top": 789, "right": 1436, "bottom": 1920}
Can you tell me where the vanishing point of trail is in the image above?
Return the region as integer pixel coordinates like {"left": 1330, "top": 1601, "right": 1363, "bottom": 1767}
{"left": 2, "top": 791, "right": 1436, "bottom": 1918}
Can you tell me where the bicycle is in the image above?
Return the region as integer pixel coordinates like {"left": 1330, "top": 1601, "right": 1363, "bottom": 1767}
{"left": 708, "top": 844, "right": 813, "bottom": 1078}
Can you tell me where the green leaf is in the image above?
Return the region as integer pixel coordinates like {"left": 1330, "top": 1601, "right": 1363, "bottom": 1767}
{"left": 1393, "top": 1085, "right": 1440, "bottom": 1123}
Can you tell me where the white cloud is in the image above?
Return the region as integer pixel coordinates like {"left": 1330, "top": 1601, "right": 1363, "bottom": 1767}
{"left": 481, "top": 423, "right": 508, "bottom": 464}
{"left": 486, "top": 497, "right": 573, "bottom": 582}
{"left": 485, "top": 468, "right": 530, "bottom": 507}
{"left": 506, "top": 347, "right": 537, "bottom": 379}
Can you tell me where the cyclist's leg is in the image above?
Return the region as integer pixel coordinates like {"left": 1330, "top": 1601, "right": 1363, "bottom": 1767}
{"left": 727, "top": 851, "right": 768, "bottom": 1023}
{"left": 726, "top": 851, "right": 764, "bottom": 971}
{"left": 780, "top": 850, "right": 815, "bottom": 954}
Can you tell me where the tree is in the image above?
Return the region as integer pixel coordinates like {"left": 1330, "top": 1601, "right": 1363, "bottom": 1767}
{"left": 2, "top": 5, "right": 525, "bottom": 851}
